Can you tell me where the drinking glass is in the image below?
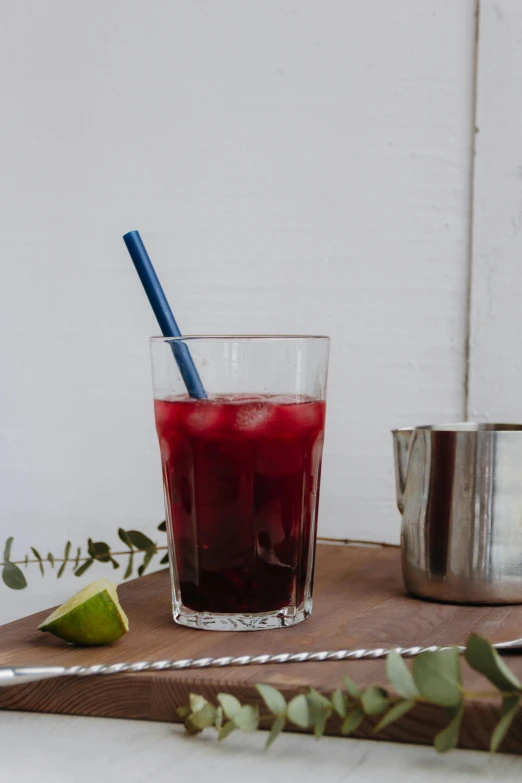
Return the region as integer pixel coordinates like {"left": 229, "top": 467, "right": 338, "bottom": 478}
{"left": 150, "top": 336, "right": 329, "bottom": 631}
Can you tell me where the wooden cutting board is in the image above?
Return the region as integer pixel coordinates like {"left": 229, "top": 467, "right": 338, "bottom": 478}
{"left": 1, "top": 543, "right": 522, "bottom": 753}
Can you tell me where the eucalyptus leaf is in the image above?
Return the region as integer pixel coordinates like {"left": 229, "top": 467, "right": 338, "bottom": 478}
{"left": 87, "top": 538, "right": 95, "bottom": 558}
{"left": 307, "top": 688, "right": 331, "bottom": 710}
{"left": 158, "top": 520, "right": 167, "bottom": 532}
{"left": 361, "top": 686, "right": 389, "bottom": 715}
{"left": 307, "top": 689, "right": 332, "bottom": 738}
{"left": 118, "top": 528, "right": 134, "bottom": 548}
{"left": 124, "top": 551, "right": 134, "bottom": 580}
{"left": 2, "top": 561, "right": 27, "bottom": 590}
{"left": 465, "top": 634, "right": 522, "bottom": 692}
{"left": 24, "top": 555, "right": 29, "bottom": 568}
{"left": 47, "top": 553, "right": 55, "bottom": 568}
{"left": 287, "top": 694, "right": 310, "bottom": 729}
{"left": 110, "top": 557, "right": 120, "bottom": 570}
{"left": 190, "top": 694, "right": 209, "bottom": 713}
{"left": 218, "top": 693, "right": 242, "bottom": 719}
{"left": 233, "top": 704, "right": 259, "bottom": 732}
{"left": 73, "top": 547, "right": 81, "bottom": 569}
{"left": 375, "top": 699, "right": 415, "bottom": 731}
{"left": 331, "top": 688, "right": 347, "bottom": 718}
{"left": 266, "top": 715, "right": 286, "bottom": 749}
{"left": 386, "top": 651, "right": 419, "bottom": 699}
{"left": 341, "top": 707, "right": 364, "bottom": 735}
{"left": 190, "top": 702, "right": 217, "bottom": 730}
{"left": 343, "top": 675, "right": 361, "bottom": 698}
{"left": 74, "top": 558, "right": 94, "bottom": 577}
{"left": 4, "top": 537, "right": 14, "bottom": 561}
{"left": 256, "top": 683, "right": 286, "bottom": 715}
{"left": 218, "top": 721, "right": 236, "bottom": 741}
{"left": 90, "top": 541, "right": 111, "bottom": 563}
{"left": 413, "top": 648, "right": 462, "bottom": 707}
{"left": 491, "top": 695, "right": 520, "bottom": 753}
{"left": 126, "top": 530, "right": 155, "bottom": 551}
{"left": 184, "top": 717, "right": 203, "bottom": 735}
{"left": 138, "top": 548, "right": 155, "bottom": 577}
{"left": 31, "top": 547, "right": 44, "bottom": 576}
{"left": 57, "top": 542, "right": 71, "bottom": 578}
{"left": 434, "top": 705, "right": 464, "bottom": 753}
{"left": 160, "top": 553, "right": 169, "bottom": 565}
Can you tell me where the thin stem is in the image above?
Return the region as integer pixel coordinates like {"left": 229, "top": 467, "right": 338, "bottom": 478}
{"left": 0, "top": 546, "right": 169, "bottom": 568}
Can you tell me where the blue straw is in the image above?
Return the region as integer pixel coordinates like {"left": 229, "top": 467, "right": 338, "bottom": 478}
{"left": 123, "top": 230, "right": 207, "bottom": 400}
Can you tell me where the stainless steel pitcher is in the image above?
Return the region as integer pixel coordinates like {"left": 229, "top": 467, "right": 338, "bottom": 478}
{"left": 392, "top": 424, "right": 522, "bottom": 604}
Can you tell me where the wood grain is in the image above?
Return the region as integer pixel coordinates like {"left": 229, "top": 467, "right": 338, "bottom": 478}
{"left": 1, "top": 543, "right": 521, "bottom": 753}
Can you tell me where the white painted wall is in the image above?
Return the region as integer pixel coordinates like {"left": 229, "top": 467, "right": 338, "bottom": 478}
{"left": 0, "top": 0, "right": 477, "bottom": 614}
{"left": 468, "top": 0, "right": 522, "bottom": 421}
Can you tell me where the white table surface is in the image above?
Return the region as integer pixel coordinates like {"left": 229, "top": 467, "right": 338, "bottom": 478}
{"left": 2, "top": 578, "right": 522, "bottom": 781}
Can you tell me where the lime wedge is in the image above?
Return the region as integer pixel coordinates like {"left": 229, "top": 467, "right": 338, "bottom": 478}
{"left": 38, "top": 578, "right": 129, "bottom": 646}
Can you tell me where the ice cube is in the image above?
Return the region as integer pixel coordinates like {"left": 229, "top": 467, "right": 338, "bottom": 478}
{"left": 234, "top": 402, "right": 273, "bottom": 432}
{"left": 283, "top": 400, "right": 323, "bottom": 430}
{"left": 185, "top": 403, "right": 222, "bottom": 432}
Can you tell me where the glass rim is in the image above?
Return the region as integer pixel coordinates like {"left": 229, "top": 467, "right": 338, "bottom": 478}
{"left": 150, "top": 334, "right": 330, "bottom": 343}
{"left": 393, "top": 423, "right": 522, "bottom": 432}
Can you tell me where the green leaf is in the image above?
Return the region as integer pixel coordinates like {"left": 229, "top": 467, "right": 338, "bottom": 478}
{"left": 31, "top": 547, "right": 44, "bottom": 576}
{"left": 266, "top": 715, "right": 286, "bottom": 749}
{"left": 110, "top": 557, "right": 120, "bottom": 570}
{"left": 413, "top": 648, "right": 462, "bottom": 707}
{"left": 124, "top": 551, "right": 134, "bottom": 580}
{"left": 138, "top": 548, "right": 155, "bottom": 577}
{"left": 256, "top": 683, "right": 286, "bottom": 715}
{"left": 287, "top": 694, "right": 310, "bottom": 728}
{"left": 158, "top": 520, "right": 167, "bottom": 532}
{"left": 118, "top": 529, "right": 134, "bottom": 548}
{"left": 218, "top": 721, "right": 236, "bottom": 741}
{"left": 343, "top": 675, "right": 361, "bottom": 698}
{"left": 2, "top": 561, "right": 27, "bottom": 590}
{"left": 184, "top": 717, "right": 203, "bottom": 735}
{"left": 57, "top": 542, "right": 71, "bottom": 578}
{"left": 434, "top": 705, "right": 464, "bottom": 753}
{"left": 375, "top": 699, "right": 415, "bottom": 732}
{"left": 126, "top": 530, "right": 154, "bottom": 551}
{"left": 89, "top": 541, "right": 112, "bottom": 563}
{"left": 160, "top": 553, "right": 169, "bottom": 565}
{"left": 177, "top": 706, "right": 190, "bottom": 718}
{"left": 233, "top": 704, "right": 259, "bottom": 732}
{"left": 341, "top": 707, "right": 365, "bottom": 735}
{"left": 74, "top": 558, "right": 94, "bottom": 577}
{"left": 190, "top": 702, "right": 217, "bottom": 730}
{"left": 491, "top": 695, "right": 520, "bottom": 753}
{"left": 24, "top": 555, "right": 29, "bottom": 568}
{"left": 386, "top": 651, "right": 419, "bottom": 698}
{"left": 306, "top": 689, "right": 332, "bottom": 738}
{"left": 217, "top": 693, "right": 242, "bottom": 719}
{"left": 47, "top": 553, "right": 55, "bottom": 568}
{"left": 87, "top": 538, "right": 95, "bottom": 558}
{"left": 331, "top": 688, "right": 347, "bottom": 718}
{"left": 189, "top": 694, "right": 209, "bottom": 713}
{"left": 307, "top": 689, "right": 331, "bottom": 710}
{"left": 465, "top": 634, "right": 522, "bottom": 693}
{"left": 361, "top": 686, "right": 389, "bottom": 715}
{"left": 215, "top": 706, "right": 223, "bottom": 731}
{"left": 73, "top": 547, "right": 81, "bottom": 569}
{"left": 4, "top": 537, "right": 14, "bottom": 561}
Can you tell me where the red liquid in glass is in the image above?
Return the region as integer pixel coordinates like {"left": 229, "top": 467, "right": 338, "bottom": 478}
{"left": 154, "top": 394, "right": 326, "bottom": 614}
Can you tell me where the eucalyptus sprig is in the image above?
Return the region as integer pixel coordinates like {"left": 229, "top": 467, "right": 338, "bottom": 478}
{"left": 1, "top": 521, "right": 168, "bottom": 590}
{"left": 178, "top": 634, "right": 522, "bottom": 754}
